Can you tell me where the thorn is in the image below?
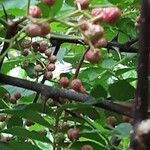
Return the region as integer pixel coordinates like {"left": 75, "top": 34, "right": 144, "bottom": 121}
{"left": 111, "top": 32, "right": 119, "bottom": 42}
{"left": 2, "top": 4, "right": 8, "bottom": 21}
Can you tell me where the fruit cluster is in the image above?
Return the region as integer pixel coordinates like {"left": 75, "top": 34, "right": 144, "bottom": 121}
{"left": 25, "top": 1, "right": 56, "bottom": 37}
{"left": 60, "top": 77, "right": 85, "bottom": 94}
{"left": 32, "top": 41, "right": 57, "bottom": 80}
{"left": 79, "top": 20, "right": 105, "bottom": 63}
{"left": 25, "top": 22, "right": 50, "bottom": 37}
{"left": 9, "top": 92, "right": 21, "bottom": 104}
{"left": 78, "top": 6, "right": 121, "bottom": 64}
{"left": 91, "top": 7, "right": 121, "bottom": 24}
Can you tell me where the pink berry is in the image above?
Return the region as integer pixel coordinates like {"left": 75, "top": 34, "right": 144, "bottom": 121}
{"left": 29, "top": 6, "right": 42, "bottom": 18}
{"left": 70, "top": 79, "right": 82, "bottom": 92}
{"left": 60, "top": 77, "right": 69, "bottom": 88}
{"left": 85, "top": 49, "right": 101, "bottom": 63}
{"left": 102, "top": 7, "right": 121, "bottom": 24}
{"left": 67, "top": 128, "right": 80, "bottom": 141}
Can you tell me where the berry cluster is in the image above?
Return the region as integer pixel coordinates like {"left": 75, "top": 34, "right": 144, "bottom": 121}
{"left": 79, "top": 20, "right": 105, "bottom": 63}
{"left": 25, "top": 22, "right": 50, "bottom": 37}
{"left": 9, "top": 92, "right": 21, "bottom": 104}
{"left": 78, "top": 6, "right": 121, "bottom": 64}
{"left": 32, "top": 41, "right": 57, "bottom": 80}
{"left": 91, "top": 7, "right": 121, "bottom": 24}
{"left": 25, "top": 2, "right": 55, "bottom": 37}
{"left": 59, "top": 77, "right": 85, "bottom": 94}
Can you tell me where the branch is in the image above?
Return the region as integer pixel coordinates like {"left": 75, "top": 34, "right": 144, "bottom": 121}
{"left": 0, "top": 73, "right": 133, "bottom": 117}
{"left": 130, "top": 0, "right": 150, "bottom": 149}
{"left": 0, "top": 17, "right": 26, "bottom": 70}
{"left": 50, "top": 33, "right": 138, "bottom": 53}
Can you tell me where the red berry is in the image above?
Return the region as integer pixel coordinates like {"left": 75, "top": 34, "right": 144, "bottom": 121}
{"left": 0, "top": 115, "right": 6, "bottom": 122}
{"left": 102, "top": 7, "right": 121, "bottom": 24}
{"left": 47, "top": 63, "right": 55, "bottom": 71}
{"left": 78, "top": 19, "right": 89, "bottom": 31}
{"left": 122, "top": 115, "right": 133, "bottom": 123}
{"left": 79, "top": 85, "right": 86, "bottom": 94}
{"left": 75, "top": 0, "right": 89, "bottom": 9}
{"left": 44, "top": 71, "right": 53, "bottom": 80}
{"left": 25, "top": 23, "right": 50, "bottom": 37}
{"left": 14, "top": 92, "right": 21, "bottom": 100}
{"left": 67, "top": 128, "right": 80, "bottom": 141}
{"left": 29, "top": 6, "right": 42, "bottom": 18}
{"left": 93, "top": 37, "right": 108, "bottom": 48}
{"left": 59, "top": 77, "right": 69, "bottom": 88}
{"left": 25, "top": 120, "right": 35, "bottom": 127}
{"left": 9, "top": 96, "right": 17, "bottom": 104}
{"left": 21, "top": 49, "right": 29, "bottom": 56}
{"left": 81, "top": 145, "right": 93, "bottom": 150}
{"left": 25, "top": 23, "right": 42, "bottom": 37}
{"left": 49, "top": 55, "right": 57, "bottom": 63}
{"left": 91, "top": 8, "right": 104, "bottom": 18}
{"left": 40, "top": 22, "right": 51, "bottom": 36}
{"left": 34, "top": 64, "right": 43, "bottom": 72}
{"left": 85, "top": 49, "right": 101, "bottom": 63}
{"left": 91, "top": 8, "right": 103, "bottom": 23}
{"left": 32, "top": 42, "right": 40, "bottom": 51}
{"left": 39, "top": 42, "right": 48, "bottom": 53}
{"left": 70, "top": 79, "right": 82, "bottom": 91}
{"left": 106, "top": 116, "right": 117, "bottom": 126}
{"left": 84, "top": 23, "right": 104, "bottom": 42}
{"left": 43, "top": 0, "right": 55, "bottom": 7}
{"left": 45, "top": 49, "right": 51, "bottom": 57}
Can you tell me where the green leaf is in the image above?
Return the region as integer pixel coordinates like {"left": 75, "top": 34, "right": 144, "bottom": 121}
{"left": 38, "top": 0, "right": 63, "bottom": 18}
{"left": 0, "top": 0, "right": 36, "bottom": 10}
{"left": 0, "top": 109, "right": 51, "bottom": 128}
{"left": 13, "top": 103, "right": 53, "bottom": 115}
{"left": 0, "top": 87, "right": 8, "bottom": 98}
{"left": 101, "top": 59, "right": 117, "bottom": 69}
{"left": 91, "top": 84, "right": 107, "bottom": 99}
{"left": 114, "top": 123, "right": 133, "bottom": 138}
{"left": 0, "top": 141, "right": 42, "bottom": 150}
{"left": 25, "top": 63, "right": 36, "bottom": 78}
{"left": 91, "top": 0, "right": 106, "bottom": 5}
{"left": 1, "top": 127, "right": 50, "bottom": 143}
{"left": 65, "top": 0, "right": 74, "bottom": 6}
{"left": 115, "top": 68, "right": 134, "bottom": 76}
{"left": 0, "top": 142, "right": 10, "bottom": 150}
{"left": 8, "top": 141, "right": 41, "bottom": 150}
{"left": 0, "top": 141, "right": 41, "bottom": 150}
{"left": 0, "top": 99, "right": 9, "bottom": 109}
{"left": 71, "top": 141, "right": 106, "bottom": 150}
{"left": 80, "top": 129, "right": 106, "bottom": 145}
{"left": 7, "top": 116, "right": 23, "bottom": 128}
{"left": 79, "top": 67, "right": 104, "bottom": 82}
{"left": 109, "top": 80, "right": 135, "bottom": 101}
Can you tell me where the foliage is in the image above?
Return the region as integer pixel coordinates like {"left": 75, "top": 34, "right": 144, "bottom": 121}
{"left": 0, "top": 0, "right": 139, "bottom": 149}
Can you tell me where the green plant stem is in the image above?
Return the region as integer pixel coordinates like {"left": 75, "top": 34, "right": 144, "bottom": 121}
{"left": 73, "top": 47, "right": 89, "bottom": 79}
{"left": 27, "top": 0, "right": 31, "bottom": 16}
